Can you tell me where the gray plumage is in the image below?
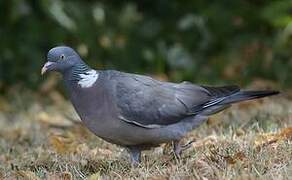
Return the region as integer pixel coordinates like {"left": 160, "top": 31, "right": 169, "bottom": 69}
{"left": 41, "top": 46, "right": 279, "bottom": 165}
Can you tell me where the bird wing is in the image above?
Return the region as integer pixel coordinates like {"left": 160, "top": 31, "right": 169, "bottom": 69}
{"left": 112, "top": 71, "right": 232, "bottom": 128}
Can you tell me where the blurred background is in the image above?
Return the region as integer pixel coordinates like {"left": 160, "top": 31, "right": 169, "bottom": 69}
{"left": 0, "top": 1, "right": 292, "bottom": 178}
{"left": 0, "top": 0, "right": 291, "bottom": 93}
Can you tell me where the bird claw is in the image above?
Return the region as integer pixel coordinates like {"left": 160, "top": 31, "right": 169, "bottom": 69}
{"left": 173, "top": 140, "right": 195, "bottom": 158}
{"left": 128, "top": 147, "right": 141, "bottom": 167}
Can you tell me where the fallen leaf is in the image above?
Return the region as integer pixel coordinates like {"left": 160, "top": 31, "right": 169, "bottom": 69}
{"left": 225, "top": 152, "right": 246, "bottom": 165}
{"left": 254, "top": 132, "right": 278, "bottom": 149}
{"left": 224, "top": 156, "right": 236, "bottom": 164}
{"left": 279, "top": 127, "right": 292, "bottom": 140}
{"left": 254, "top": 127, "right": 292, "bottom": 150}
{"left": 49, "top": 135, "right": 75, "bottom": 154}
{"left": 233, "top": 152, "right": 246, "bottom": 161}
{"left": 61, "top": 171, "right": 72, "bottom": 180}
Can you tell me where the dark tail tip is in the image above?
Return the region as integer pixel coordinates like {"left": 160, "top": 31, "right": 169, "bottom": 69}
{"left": 245, "top": 90, "right": 280, "bottom": 98}
{"left": 238, "top": 90, "right": 280, "bottom": 101}
{"left": 220, "top": 90, "right": 280, "bottom": 105}
{"left": 268, "top": 90, "right": 280, "bottom": 96}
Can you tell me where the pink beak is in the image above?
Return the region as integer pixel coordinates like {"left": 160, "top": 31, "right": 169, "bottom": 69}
{"left": 41, "top": 61, "right": 54, "bottom": 75}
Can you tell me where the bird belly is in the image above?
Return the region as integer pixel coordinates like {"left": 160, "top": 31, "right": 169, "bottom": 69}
{"left": 79, "top": 114, "right": 204, "bottom": 147}
{"left": 68, "top": 83, "right": 207, "bottom": 147}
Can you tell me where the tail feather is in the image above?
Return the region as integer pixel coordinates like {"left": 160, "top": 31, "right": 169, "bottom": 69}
{"left": 190, "top": 90, "right": 279, "bottom": 115}
{"left": 219, "top": 90, "right": 280, "bottom": 105}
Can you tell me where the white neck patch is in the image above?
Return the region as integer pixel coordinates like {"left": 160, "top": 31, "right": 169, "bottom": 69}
{"left": 77, "top": 70, "right": 99, "bottom": 88}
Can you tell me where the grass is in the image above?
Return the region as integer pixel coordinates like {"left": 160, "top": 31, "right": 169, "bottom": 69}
{"left": 0, "top": 87, "right": 291, "bottom": 179}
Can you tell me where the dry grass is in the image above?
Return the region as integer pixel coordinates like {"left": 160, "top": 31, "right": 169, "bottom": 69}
{"left": 0, "top": 87, "right": 291, "bottom": 179}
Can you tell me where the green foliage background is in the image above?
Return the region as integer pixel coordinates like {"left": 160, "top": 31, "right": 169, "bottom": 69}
{"left": 0, "top": 0, "right": 291, "bottom": 90}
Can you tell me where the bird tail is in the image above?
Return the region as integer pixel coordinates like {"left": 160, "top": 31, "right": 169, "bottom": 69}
{"left": 190, "top": 87, "right": 279, "bottom": 115}
{"left": 219, "top": 90, "right": 279, "bottom": 105}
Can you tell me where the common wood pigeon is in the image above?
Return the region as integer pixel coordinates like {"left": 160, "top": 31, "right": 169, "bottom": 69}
{"left": 41, "top": 46, "right": 279, "bottom": 165}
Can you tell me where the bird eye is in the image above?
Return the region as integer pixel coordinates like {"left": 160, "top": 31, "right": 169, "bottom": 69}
{"left": 60, "top": 54, "right": 65, "bottom": 60}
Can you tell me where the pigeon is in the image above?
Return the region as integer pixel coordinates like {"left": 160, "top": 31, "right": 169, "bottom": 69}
{"left": 41, "top": 46, "right": 279, "bottom": 165}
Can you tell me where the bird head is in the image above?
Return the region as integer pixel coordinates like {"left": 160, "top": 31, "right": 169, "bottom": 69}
{"left": 41, "top": 46, "right": 83, "bottom": 75}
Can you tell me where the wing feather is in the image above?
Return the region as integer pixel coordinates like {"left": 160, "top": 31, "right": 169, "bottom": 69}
{"left": 110, "top": 71, "right": 241, "bottom": 128}
{"left": 113, "top": 72, "right": 211, "bottom": 128}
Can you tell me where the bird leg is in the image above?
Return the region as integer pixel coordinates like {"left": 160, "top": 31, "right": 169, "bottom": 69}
{"left": 173, "top": 140, "right": 195, "bottom": 158}
{"left": 128, "top": 147, "right": 141, "bottom": 167}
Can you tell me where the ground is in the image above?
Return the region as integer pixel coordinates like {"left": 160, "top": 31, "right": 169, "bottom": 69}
{"left": 0, "top": 83, "right": 291, "bottom": 179}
